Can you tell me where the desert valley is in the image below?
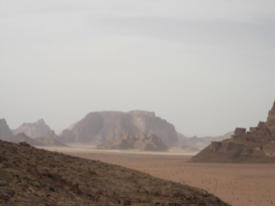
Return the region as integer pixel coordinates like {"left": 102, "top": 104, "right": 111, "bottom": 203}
{"left": 0, "top": 102, "right": 274, "bottom": 205}
{"left": 0, "top": 1, "right": 274, "bottom": 206}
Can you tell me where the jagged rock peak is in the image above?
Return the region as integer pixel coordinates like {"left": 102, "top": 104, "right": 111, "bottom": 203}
{"left": 13, "top": 119, "right": 55, "bottom": 139}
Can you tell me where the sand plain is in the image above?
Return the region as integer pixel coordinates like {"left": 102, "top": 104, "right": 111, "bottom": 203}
{"left": 42, "top": 146, "right": 275, "bottom": 206}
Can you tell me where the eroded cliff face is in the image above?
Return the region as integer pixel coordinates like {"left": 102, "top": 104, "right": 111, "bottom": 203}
{"left": 192, "top": 102, "right": 275, "bottom": 163}
{"left": 60, "top": 111, "right": 178, "bottom": 146}
{"left": 0, "top": 119, "right": 13, "bottom": 139}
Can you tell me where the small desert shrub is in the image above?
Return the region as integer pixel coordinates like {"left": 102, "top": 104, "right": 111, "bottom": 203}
{"left": 23, "top": 176, "right": 30, "bottom": 182}
{"left": 0, "top": 169, "right": 12, "bottom": 182}
{"left": 3, "top": 162, "right": 14, "bottom": 168}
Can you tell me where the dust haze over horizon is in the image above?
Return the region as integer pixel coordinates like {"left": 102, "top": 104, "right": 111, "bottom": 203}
{"left": 0, "top": 0, "right": 274, "bottom": 137}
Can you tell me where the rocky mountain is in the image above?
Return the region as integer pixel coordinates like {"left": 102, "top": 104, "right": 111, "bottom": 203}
{"left": 61, "top": 111, "right": 178, "bottom": 146}
{"left": 0, "top": 119, "right": 12, "bottom": 139}
{"left": 178, "top": 132, "right": 233, "bottom": 153}
{"left": 97, "top": 134, "right": 168, "bottom": 152}
{"left": 192, "top": 103, "right": 275, "bottom": 163}
{"left": 13, "top": 119, "right": 56, "bottom": 139}
{"left": 0, "top": 140, "right": 227, "bottom": 205}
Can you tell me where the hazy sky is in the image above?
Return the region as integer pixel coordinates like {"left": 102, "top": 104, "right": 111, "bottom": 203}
{"left": 0, "top": 0, "right": 274, "bottom": 136}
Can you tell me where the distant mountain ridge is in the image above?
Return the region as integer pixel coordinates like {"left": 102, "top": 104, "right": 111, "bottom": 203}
{"left": 61, "top": 111, "right": 178, "bottom": 146}
{"left": 0, "top": 119, "right": 65, "bottom": 147}
{"left": 13, "top": 119, "right": 56, "bottom": 139}
{"left": 192, "top": 102, "right": 275, "bottom": 163}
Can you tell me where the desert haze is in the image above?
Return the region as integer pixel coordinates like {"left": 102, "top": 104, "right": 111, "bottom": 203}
{"left": 0, "top": 0, "right": 275, "bottom": 206}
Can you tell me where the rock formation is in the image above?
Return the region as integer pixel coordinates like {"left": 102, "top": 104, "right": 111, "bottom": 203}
{"left": 97, "top": 134, "right": 168, "bottom": 152}
{"left": 0, "top": 119, "right": 12, "bottom": 139}
{"left": 13, "top": 119, "right": 56, "bottom": 139}
{"left": 192, "top": 102, "right": 275, "bottom": 163}
{"left": 0, "top": 139, "right": 227, "bottom": 205}
{"left": 61, "top": 111, "right": 178, "bottom": 146}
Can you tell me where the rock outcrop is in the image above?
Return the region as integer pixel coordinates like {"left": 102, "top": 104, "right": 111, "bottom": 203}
{"left": 13, "top": 119, "right": 56, "bottom": 139}
{"left": 192, "top": 102, "right": 275, "bottom": 163}
{"left": 0, "top": 119, "right": 12, "bottom": 139}
{"left": 0, "top": 139, "right": 227, "bottom": 205}
{"left": 97, "top": 134, "right": 168, "bottom": 152}
{"left": 61, "top": 111, "right": 178, "bottom": 146}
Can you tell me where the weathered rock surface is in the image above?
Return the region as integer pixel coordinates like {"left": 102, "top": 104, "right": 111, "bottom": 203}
{"left": 97, "top": 134, "right": 168, "bottom": 152}
{"left": 192, "top": 102, "right": 275, "bottom": 163}
{"left": 0, "top": 140, "right": 227, "bottom": 205}
{"left": 61, "top": 111, "right": 178, "bottom": 146}
{"left": 0, "top": 119, "right": 12, "bottom": 140}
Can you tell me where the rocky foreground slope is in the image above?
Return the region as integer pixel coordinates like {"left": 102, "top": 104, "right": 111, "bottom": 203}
{"left": 61, "top": 111, "right": 178, "bottom": 146}
{"left": 192, "top": 103, "right": 275, "bottom": 163}
{"left": 97, "top": 134, "right": 168, "bottom": 152}
{"left": 0, "top": 140, "right": 227, "bottom": 205}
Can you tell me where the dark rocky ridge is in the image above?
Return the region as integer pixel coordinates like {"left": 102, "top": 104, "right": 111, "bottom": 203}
{"left": 97, "top": 134, "right": 169, "bottom": 152}
{"left": 192, "top": 102, "right": 275, "bottom": 163}
{"left": 61, "top": 111, "right": 178, "bottom": 146}
{"left": 0, "top": 140, "right": 227, "bottom": 205}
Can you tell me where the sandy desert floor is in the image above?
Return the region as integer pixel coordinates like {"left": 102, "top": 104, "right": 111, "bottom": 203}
{"left": 42, "top": 147, "right": 275, "bottom": 206}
